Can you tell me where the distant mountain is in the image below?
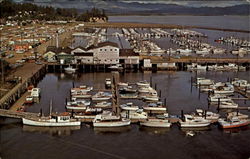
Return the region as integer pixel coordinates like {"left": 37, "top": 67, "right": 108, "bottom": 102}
{"left": 20, "top": 0, "right": 250, "bottom": 15}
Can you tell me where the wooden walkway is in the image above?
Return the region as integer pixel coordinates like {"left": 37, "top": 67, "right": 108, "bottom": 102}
{"left": 0, "top": 109, "right": 38, "bottom": 119}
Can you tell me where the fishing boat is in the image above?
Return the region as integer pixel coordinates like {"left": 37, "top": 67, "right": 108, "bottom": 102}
{"left": 120, "top": 93, "right": 138, "bottom": 99}
{"left": 142, "top": 91, "right": 159, "bottom": 101}
{"left": 138, "top": 86, "right": 155, "bottom": 93}
{"left": 120, "top": 103, "right": 139, "bottom": 111}
{"left": 219, "top": 101, "right": 238, "bottom": 109}
{"left": 108, "top": 64, "right": 123, "bottom": 71}
{"left": 92, "top": 92, "right": 112, "bottom": 101}
{"left": 22, "top": 112, "right": 80, "bottom": 127}
{"left": 118, "top": 82, "right": 129, "bottom": 87}
{"left": 227, "top": 112, "right": 249, "bottom": 119}
{"left": 71, "top": 85, "right": 93, "bottom": 94}
{"left": 31, "top": 88, "right": 41, "bottom": 98}
{"left": 93, "top": 114, "right": 131, "bottom": 127}
{"left": 143, "top": 102, "right": 167, "bottom": 112}
{"left": 24, "top": 96, "right": 34, "bottom": 104}
{"left": 119, "top": 86, "right": 137, "bottom": 94}
{"left": 208, "top": 94, "right": 232, "bottom": 102}
{"left": 94, "top": 101, "right": 112, "bottom": 108}
{"left": 71, "top": 92, "right": 92, "bottom": 99}
{"left": 105, "top": 78, "right": 112, "bottom": 88}
{"left": 218, "top": 116, "right": 250, "bottom": 129}
{"left": 140, "top": 118, "right": 171, "bottom": 128}
{"left": 66, "top": 100, "right": 90, "bottom": 112}
{"left": 179, "top": 114, "right": 211, "bottom": 128}
{"left": 196, "top": 77, "right": 214, "bottom": 86}
{"left": 136, "top": 80, "right": 150, "bottom": 87}
{"left": 64, "top": 66, "right": 77, "bottom": 73}
{"left": 213, "top": 82, "right": 234, "bottom": 94}
{"left": 193, "top": 109, "right": 220, "bottom": 122}
{"left": 120, "top": 109, "right": 147, "bottom": 120}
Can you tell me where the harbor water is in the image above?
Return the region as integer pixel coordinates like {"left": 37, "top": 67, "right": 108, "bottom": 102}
{"left": 1, "top": 71, "right": 250, "bottom": 159}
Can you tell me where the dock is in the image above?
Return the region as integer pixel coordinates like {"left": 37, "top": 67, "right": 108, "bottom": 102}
{"left": 0, "top": 109, "right": 38, "bottom": 119}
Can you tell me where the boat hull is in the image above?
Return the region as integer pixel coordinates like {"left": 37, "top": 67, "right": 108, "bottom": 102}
{"left": 22, "top": 118, "right": 81, "bottom": 127}
{"left": 93, "top": 120, "right": 131, "bottom": 127}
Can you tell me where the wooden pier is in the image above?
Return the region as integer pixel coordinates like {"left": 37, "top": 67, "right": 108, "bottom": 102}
{"left": 0, "top": 109, "right": 38, "bottom": 119}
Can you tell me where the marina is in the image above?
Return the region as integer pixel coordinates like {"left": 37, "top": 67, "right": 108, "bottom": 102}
{"left": 0, "top": 1, "right": 250, "bottom": 158}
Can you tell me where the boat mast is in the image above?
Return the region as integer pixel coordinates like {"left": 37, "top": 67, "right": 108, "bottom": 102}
{"left": 112, "top": 73, "right": 120, "bottom": 116}
{"left": 49, "top": 100, "right": 53, "bottom": 116}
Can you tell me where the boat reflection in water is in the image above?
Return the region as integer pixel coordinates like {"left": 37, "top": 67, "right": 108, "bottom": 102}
{"left": 221, "top": 125, "right": 249, "bottom": 135}
{"left": 22, "top": 125, "right": 81, "bottom": 136}
{"left": 94, "top": 126, "right": 131, "bottom": 134}
{"left": 181, "top": 127, "right": 211, "bottom": 137}
{"left": 140, "top": 127, "right": 170, "bottom": 135}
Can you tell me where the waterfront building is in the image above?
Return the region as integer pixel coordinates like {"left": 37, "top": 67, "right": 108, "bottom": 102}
{"left": 87, "top": 41, "right": 120, "bottom": 65}
{"left": 119, "top": 49, "right": 139, "bottom": 65}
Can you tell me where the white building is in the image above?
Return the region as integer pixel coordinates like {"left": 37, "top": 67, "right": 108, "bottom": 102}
{"left": 87, "top": 41, "right": 120, "bottom": 64}
{"left": 119, "top": 49, "right": 139, "bottom": 65}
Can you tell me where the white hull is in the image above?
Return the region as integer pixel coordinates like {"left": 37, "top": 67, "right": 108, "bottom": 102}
{"left": 92, "top": 97, "right": 111, "bottom": 101}
{"left": 140, "top": 120, "right": 171, "bottom": 128}
{"left": 214, "top": 90, "right": 234, "bottom": 94}
{"left": 179, "top": 121, "right": 210, "bottom": 128}
{"left": 22, "top": 118, "right": 81, "bottom": 127}
{"left": 93, "top": 120, "right": 131, "bottom": 127}
{"left": 143, "top": 107, "right": 167, "bottom": 111}
{"left": 66, "top": 106, "right": 87, "bottom": 111}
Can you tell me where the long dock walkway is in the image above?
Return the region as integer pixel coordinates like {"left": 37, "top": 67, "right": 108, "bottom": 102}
{"left": 0, "top": 109, "right": 38, "bottom": 119}
{"left": 0, "top": 63, "right": 46, "bottom": 109}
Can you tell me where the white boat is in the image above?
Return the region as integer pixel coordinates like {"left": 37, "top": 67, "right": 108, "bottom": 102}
{"left": 213, "top": 83, "right": 234, "bottom": 94}
{"left": 179, "top": 114, "right": 211, "bottom": 128}
{"left": 219, "top": 101, "right": 238, "bottom": 109}
{"left": 71, "top": 85, "right": 93, "bottom": 94}
{"left": 71, "top": 93, "right": 92, "bottom": 99}
{"left": 119, "top": 86, "right": 137, "bottom": 94}
{"left": 142, "top": 91, "right": 159, "bottom": 101}
{"left": 136, "top": 80, "right": 150, "bottom": 87}
{"left": 22, "top": 112, "right": 81, "bottom": 127}
{"left": 91, "top": 92, "right": 112, "bottom": 101}
{"left": 93, "top": 114, "right": 131, "bottom": 127}
{"left": 227, "top": 112, "right": 249, "bottom": 119}
{"left": 94, "top": 101, "right": 112, "bottom": 108}
{"left": 231, "top": 78, "right": 250, "bottom": 88}
{"left": 140, "top": 118, "right": 171, "bottom": 128}
{"left": 64, "top": 66, "right": 77, "bottom": 73}
{"left": 194, "top": 109, "right": 220, "bottom": 121}
{"left": 143, "top": 102, "right": 167, "bottom": 112}
{"left": 118, "top": 82, "right": 129, "bottom": 87}
{"left": 138, "top": 86, "right": 155, "bottom": 93}
{"left": 196, "top": 77, "right": 214, "bottom": 86}
{"left": 108, "top": 64, "right": 123, "bottom": 70}
{"left": 218, "top": 116, "right": 250, "bottom": 129}
{"left": 120, "top": 103, "right": 139, "bottom": 111}
{"left": 208, "top": 94, "right": 232, "bottom": 102}
{"left": 66, "top": 100, "right": 90, "bottom": 111}
{"left": 120, "top": 109, "right": 148, "bottom": 120}
{"left": 105, "top": 78, "right": 112, "bottom": 88}
{"left": 31, "top": 88, "right": 41, "bottom": 98}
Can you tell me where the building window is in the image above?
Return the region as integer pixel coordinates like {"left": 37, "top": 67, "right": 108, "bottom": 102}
{"left": 100, "top": 49, "right": 102, "bottom": 51}
{"left": 105, "top": 49, "right": 107, "bottom": 51}
{"left": 110, "top": 49, "right": 112, "bottom": 51}
{"left": 114, "top": 49, "right": 117, "bottom": 51}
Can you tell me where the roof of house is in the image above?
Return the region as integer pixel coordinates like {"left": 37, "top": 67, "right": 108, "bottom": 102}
{"left": 46, "top": 46, "right": 72, "bottom": 54}
{"left": 87, "top": 41, "right": 119, "bottom": 50}
{"left": 74, "top": 52, "right": 93, "bottom": 56}
{"left": 119, "top": 49, "right": 139, "bottom": 57}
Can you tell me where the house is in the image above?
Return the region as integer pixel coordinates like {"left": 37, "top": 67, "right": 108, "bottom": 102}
{"left": 43, "top": 51, "right": 56, "bottom": 62}
{"left": 87, "top": 41, "right": 119, "bottom": 64}
{"left": 119, "top": 49, "right": 139, "bottom": 65}
{"left": 71, "top": 46, "right": 94, "bottom": 64}
{"left": 45, "top": 46, "right": 73, "bottom": 64}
